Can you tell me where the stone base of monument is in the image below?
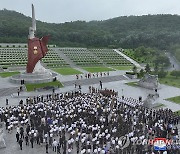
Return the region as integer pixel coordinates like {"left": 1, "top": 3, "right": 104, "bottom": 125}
{"left": 10, "top": 72, "right": 57, "bottom": 84}
{"left": 143, "top": 93, "right": 160, "bottom": 108}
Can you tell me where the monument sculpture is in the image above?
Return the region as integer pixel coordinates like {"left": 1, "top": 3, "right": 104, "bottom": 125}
{"left": 138, "top": 74, "right": 160, "bottom": 108}
{"left": 138, "top": 73, "right": 159, "bottom": 90}
{"left": 10, "top": 4, "right": 57, "bottom": 84}
{"left": 26, "top": 4, "right": 49, "bottom": 73}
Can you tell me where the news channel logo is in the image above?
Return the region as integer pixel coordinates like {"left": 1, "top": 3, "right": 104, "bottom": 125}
{"left": 117, "top": 136, "right": 180, "bottom": 151}
{"left": 154, "top": 138, "right": 180, "bottom": 151}
{"left": 154, "top": 138, "right": 167, "bottom": 151}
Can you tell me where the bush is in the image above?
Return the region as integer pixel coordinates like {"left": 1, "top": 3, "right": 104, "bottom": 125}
{"left": 126, "top": 72, "right": 136, "bottom": 75}
{"left": 170, "top": 70, "right": 180, "bottom": 78}
{"left": 158, "top": 70, "right": 167, "bottom": 78}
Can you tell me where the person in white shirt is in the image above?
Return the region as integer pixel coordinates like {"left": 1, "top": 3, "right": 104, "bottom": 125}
{"left": 52, "top": 139, "right": 58, "bottom": 152}
{"left": 16, "top": 125, "right": 20, "bottom": 134}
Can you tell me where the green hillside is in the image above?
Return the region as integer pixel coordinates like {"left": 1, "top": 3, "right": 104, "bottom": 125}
{"left": 1, "top": 9, "right": 180, "bottom": 50}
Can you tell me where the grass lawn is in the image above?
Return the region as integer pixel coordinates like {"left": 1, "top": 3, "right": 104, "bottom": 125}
{"left": 25, "top": 81, "right": 63, "bottom": 92}
{"left": 82, "top": 67, "right": 115, "bottom": 73}
{"left": 0, "top": 71, "right": 20, "bottom": 78}
{"left": 125, "top": 81, "right": 139, "bottom": 87}
{"left": 112, "top": 66, "right": 133, "bottom": 70}
{"left": 52, "top": 67, "right": 82, "bottom": 75}
{"left": 166, "top": 96, "right": 180, "bottom": 104}
{"left": 159, "top": 73, "right": 180, "bottom": 88}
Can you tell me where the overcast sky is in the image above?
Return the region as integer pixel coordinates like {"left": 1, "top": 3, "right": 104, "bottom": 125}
{"left": 0, "top": 0, "right": 180, "bottom": 23}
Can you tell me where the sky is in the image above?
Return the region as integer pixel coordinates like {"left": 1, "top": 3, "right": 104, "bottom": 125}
{"left": 0, "top": 0, "right": 180, "bottom": 23}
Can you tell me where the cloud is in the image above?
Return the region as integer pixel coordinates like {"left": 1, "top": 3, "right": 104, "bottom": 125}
{"left": 0, "top": 0, "right": 180, "bottom": 23}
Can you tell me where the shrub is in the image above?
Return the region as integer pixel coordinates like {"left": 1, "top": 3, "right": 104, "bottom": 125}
{"left": 126, "top": 72, "right": 136, "bottom": 75}
{"left": 170, "top": 70, "right": 180, "bottom": 78}
{"left": 158, "top": 70, "right": 167, "bottom": 78}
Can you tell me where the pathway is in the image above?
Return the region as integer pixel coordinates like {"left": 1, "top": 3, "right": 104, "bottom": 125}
{"left": 62, "top": 74, "right": 127, "bottom": 87}
{"left": 165, "top": 52, "right": 180, "bottom": 71}
{"left": 54, "top": 48, "right": 88, "bottom": 74}
{"left": 114, "top": 49, "right": 142, "bottom": 68}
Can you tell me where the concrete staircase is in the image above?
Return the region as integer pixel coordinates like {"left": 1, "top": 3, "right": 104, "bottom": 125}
{"left": 62, "top": 75, "right": 127, "bottom": 87}
{"left": 86, "top": 49, "right": 106, "bottom": 66}
{"left": 54, "top": 48, "right": 88, "bottom": 73}
{"left": 54, "top": 48, "right": 76, "bottom": 67}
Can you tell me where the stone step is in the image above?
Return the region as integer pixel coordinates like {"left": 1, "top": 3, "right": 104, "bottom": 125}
{"left": 55, "top": 48, "right": 76, "bottom": 67}
{"left": 62, "top": 75, "right": 127, "bottom": 87}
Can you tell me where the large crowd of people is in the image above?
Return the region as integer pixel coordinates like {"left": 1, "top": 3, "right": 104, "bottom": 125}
{"left": 0, "top": 89, "right": 179, "bottom": 154}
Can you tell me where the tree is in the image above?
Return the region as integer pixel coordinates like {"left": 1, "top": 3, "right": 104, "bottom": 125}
{"left": 134, "top": 46, "right": 146, "bottom": 57}
{"left": 138, "top": 69, "right": 144, "bottom": 78}
{"left": 154, "top": 55, "right": 170, "bottom": 68}
{"left": 145, "top": 64, "right": 151, "bottom": 73}
{"left": 170, "top": 70, "right": 180, "bottom": 78}
{"left": 132, "top": 65, "right": 137, "bottom": 74}
{"left": 154, "top": 63, "right": 159, "bottom": 73}
{"left": 158, "top": 68, "right": 167, "bottom": 78}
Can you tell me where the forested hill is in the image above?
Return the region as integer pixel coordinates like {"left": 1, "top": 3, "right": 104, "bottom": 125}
{"left": 1, "top": 9, "right": 180, "bottom": 49}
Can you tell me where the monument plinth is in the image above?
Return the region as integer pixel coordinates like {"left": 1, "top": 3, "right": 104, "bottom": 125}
{"left": 10, "top": 4, "right": 57, "bottom": 84}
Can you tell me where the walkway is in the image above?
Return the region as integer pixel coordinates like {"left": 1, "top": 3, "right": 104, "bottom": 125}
{"left": 62, "top": 75, "right": 127, "bottom": 87}
{"left": 0, "top": 70, "right": 179, "bottom": 112}
{"left": 55, "top": 48, "right": 88, "bottom": 74}
{"left": 165, "top": 52, "right": 180, "bottom": 71}
{"left": 114, "top": 49, "right": 142, "bottom": 68}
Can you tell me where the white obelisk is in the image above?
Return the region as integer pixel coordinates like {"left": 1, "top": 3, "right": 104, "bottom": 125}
{"left": 29, "top": 4, "right": 47, "bottom": 73}
{"left": 29, "top": 4, "right": 36, "bottom": 39}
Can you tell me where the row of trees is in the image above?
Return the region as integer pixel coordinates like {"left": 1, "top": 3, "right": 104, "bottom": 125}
{"left": 1, "top": 10, "right": 180, "bottom": 50}
{"left": 132, "top": 64, "right": 180, "bottom": 79}
{"left": 170, "top": 70, "right": 180, "bottom": 78}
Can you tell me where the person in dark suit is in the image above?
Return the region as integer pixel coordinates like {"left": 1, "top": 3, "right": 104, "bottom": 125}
{"left": 45, "top": 142, "right": 49, "bottom": 153}
{"left": 25, "top": 134, "right": 29, "bottom": 146}
{"left": 100, "top": 80, "right": 103, "bottom": 89}
{"left": 30, "top": 137, "right": 34, "bottom": 148}
{"left": 19, "top": 138, "right": 23, "bottom": 150}
{"left": 16, "top": 132, "right": 20, "bottom": 142}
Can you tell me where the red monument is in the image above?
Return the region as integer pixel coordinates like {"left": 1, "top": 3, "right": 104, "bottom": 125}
{"left": 26, "top": 4, "right": 49, "bottom": 73}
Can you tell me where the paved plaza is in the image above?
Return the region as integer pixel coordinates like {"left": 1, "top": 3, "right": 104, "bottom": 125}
{"left": 0, "top": 69, "right": 180, "bottom": 111}
{"left": 0, "top": 69, "right": 180, "bottom": 153}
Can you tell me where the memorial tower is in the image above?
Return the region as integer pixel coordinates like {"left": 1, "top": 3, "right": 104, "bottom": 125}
{"left": 26, "top": 4, "right": 49, "bottom": 73}
{"left": 10, "top": 4, "right": 57, "bottom": 84}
